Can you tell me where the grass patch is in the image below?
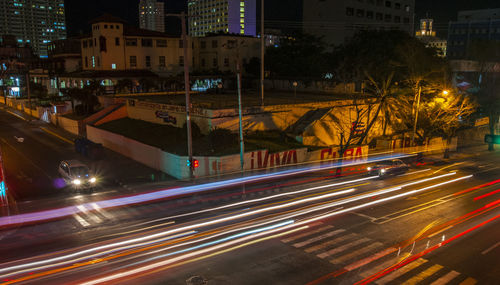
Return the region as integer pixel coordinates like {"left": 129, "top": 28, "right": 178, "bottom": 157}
{"left": 98, "top": 118, "right": 307, "bottom": 156}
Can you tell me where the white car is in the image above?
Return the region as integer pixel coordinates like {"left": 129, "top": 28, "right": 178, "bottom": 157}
{"left": 58, "top": 160, "right": 97, "bottom": 190}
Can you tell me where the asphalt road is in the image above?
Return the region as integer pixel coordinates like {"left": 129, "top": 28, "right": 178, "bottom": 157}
{"left": 0, "top": 107, "right": 171, "bottom": 207}
{"left": 0, "top": 148, "right": 498, "bottom": 285}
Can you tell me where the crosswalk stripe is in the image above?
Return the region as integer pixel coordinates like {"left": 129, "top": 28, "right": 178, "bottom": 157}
{"left": 459, "top": 277, "right": 477, "bottom": 285}
{"left": 359, "top": 256, "right": 400, "bottom": 278}
{"left": 401, "top": 264, "right": 443, "bottom": 285}
{"left": 305, "top": 233, "right": 357, "bottom": 253}
{"left": 89, "top": 203, "right": 114, "bottom": 220}
{"left": 317, "top": 237, "right": 370, "bottom": 259}
{"left": 375, "top": 258, "right": 428, "bottom": 284}
{"left": 77, "top": 205, "right": 103, "bottom": 223}
{"left": 73, "top": 214, "right": 90, "bottom": 227}
{"left": 330, "top": 242, "right": 383, "bottom": 265}
{"left": 281, "top": 225, "right": 333, "bottom": 243}
{"left": 430, "top": 270, "right": 460, "bottom": 285}
{"left": 293, "top": 229, "right": 346, "bottom": 248}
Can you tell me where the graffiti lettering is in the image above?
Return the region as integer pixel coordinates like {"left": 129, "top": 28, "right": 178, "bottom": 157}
{"left": 250, "top": 150, "right": 298, "bottom": 170}
{"left": 155, "top": 111, "right": 177, "bottom": 125}
{"left": 320, "top": 146, "right": 365, "bottom": 161}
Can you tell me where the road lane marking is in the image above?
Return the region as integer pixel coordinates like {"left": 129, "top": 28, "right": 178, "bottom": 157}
{"left": 401, "top": 264, "right": 443, "bottom": 285}
{"left": 293, "top": 229, "right": 345, "bottom": 248}
{"left": 73, "top": 214, "right": 90, "bottom": 227}
{"left": 330, "top": 242, "right": 383, "bottom": 265}
{"left": 5, "top": 110, "right": 26, "bottom": 121}
{"left": 281, "top": 225, "right": 332, "bottom": 243}
{"left": 375, "top": 258, "right": 428, "bottom": 284}
{"left": 429, "top": 270, "right": 460, "bottom": 285}
{"left": 481, "top": 241, "right": 500, "bottom": 255}
{"left": 345, "top": 247, "right": 398, "bottom": 272}
{"left": 305, "top": 233, "right": 357, "bottom": 253}
{"left": 317, "top": 238, "right": 370, "bottom": 259}
{"left": 359, "top": 256, "right": 400, "bottom": 278}
{"left": 39, "top": 127, "right": 74, "bottom": 145}
{"left": 76, "top": 205, "right": 103, "bottom": 223}
{"left": 459, "top": 277, "right": 477, "bottom": 285}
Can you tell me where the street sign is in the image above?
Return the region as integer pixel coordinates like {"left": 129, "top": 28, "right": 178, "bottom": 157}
{"left": 484, "top": 134, "right": 500, "bottom": 144}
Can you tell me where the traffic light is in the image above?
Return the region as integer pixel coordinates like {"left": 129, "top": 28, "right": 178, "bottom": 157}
{"left": 187, "top": 159, "right": 200, "bottom": 169}
{"left": 484, "top": 134, "right": 500, "bottom": 144}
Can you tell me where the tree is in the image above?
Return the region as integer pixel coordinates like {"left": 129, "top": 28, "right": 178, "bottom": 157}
{"left": 467, "top": 39, "right": 500, "bottom": 151}
{"left": 418, "top": 90, "right": 477, "bottom": 158}
{"left": 265, "top": 33, "right": 329, "bottom": 79}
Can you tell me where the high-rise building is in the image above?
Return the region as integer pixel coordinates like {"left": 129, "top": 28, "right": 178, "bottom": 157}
{"left": 139, "top": 0, "right": 165, "bottom": 33}
{"left": 448, "top": 8, "right": 500, "bottom": 59}
{"left": 303, "top": 0, "right": 415, "bottom": 47}
{"left": 188, "top": 0, "right": 256, "bottom": 37}
{"left": 0, "top": 0, "right": 66, "bottom": 57}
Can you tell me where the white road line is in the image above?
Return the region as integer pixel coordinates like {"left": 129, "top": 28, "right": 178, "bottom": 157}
{"left": 481, "top": 241, "right": 500, "bottom": 255}
{"left": 330, "top": 242, "right": 383, "bottom": 265}
{"left": 77, "top": 205, "right": 103, "bottom": 223}
{"left": 317, "top": 237, "right": 370, "bottom": 259}
{"left": 73, "top": 214, "right": 90, "bottom": 227}
{"left": 292, "top": 229, "right": 345, "bottom": 248}
{"left": 429, "top": 270, "right": 460, "bottom": 285}
{"left": 281, "top": 225, "right": 332, "bottom": 243}
{"left": 89, "top": 203, "right": 114, "bottom": 220}
{"left": 305, "top": 233, "right": 357, "bottom": 253}
{"left": 375, "top": 258, "right": 428, "bottom": 284}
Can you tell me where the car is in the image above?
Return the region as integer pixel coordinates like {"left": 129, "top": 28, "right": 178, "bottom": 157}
{"left": 58, "top": 160, "right": 97, "bottom": 190}
{"left": 367, "top": 159, "right": 410, "bottom": 177}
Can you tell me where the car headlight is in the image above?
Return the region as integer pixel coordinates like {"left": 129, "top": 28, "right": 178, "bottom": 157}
{"left": 381, "top": 169, "right": 386, "bottom": 173}
{"left": 72, "top": 179, "right": 81, "bottom": 185}
{"left": 367, "top": 167, "right": 372, "bottom": 171}
{"left": 90, "top": 177, "right": 97, "bottom": 183}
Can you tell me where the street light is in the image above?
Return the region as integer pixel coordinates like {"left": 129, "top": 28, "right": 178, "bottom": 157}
{"left": 442, "top": 90, "right": 449, "bottom": 96}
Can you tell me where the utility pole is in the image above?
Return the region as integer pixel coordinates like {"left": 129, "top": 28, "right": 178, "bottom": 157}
{"left": 167, "top": 12, "right": 194, "bottom": 178}
{"left": 26, "top": 72, "right": 31, "bottom": 122}
{"left": 411, "top": 85, "right": 422, "bottom": 144}
{"left": 260, "top": 0, "right": 265, "bottom": 107}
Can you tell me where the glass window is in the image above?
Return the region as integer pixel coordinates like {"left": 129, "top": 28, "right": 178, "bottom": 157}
{"left": 376, "top": 13, "right": 383, "bottom": 21}
{"left": 145, "top": 56, "right": 151, "bottom": 68}
{"left": 212, "top": 40, "right": 218, "bottom": 48}
{"left": 115, "top": 37, "right": 120, "bottom": 46}
{"left": 141, "top": 38, "right": 153, "bottom": 47}
{"left": 213, "top": 58, "right": 217, "bottom": 67}
{"left": 201, "top": 58, "right": 206, "bottom": 67}
{"left": 224, "top": 57, "right": 229, "bottom": 67}
{"left": 394, "top": 16, "right": 401, "bottom": 23}
{"left": 356, "top": 9, "right": 364, "bottom": 17}
{"left": 385, "top": 14, "right": 392, "bottom": 22}
{"left": 201, "top": 41, "right": 206, "bottom": 48}
{"left": 126, "top": 38, "right": 137, "bottom": 46}
{"left": 179, "top": 56, "right": 184, "bottom": 66}
{"left": 385, "top": 1, "right": 391, "bottom": 7}
{"left": 159, "top": 56, "right": 166, "bottom": 67}
{"left": 156, "top": 39, "right": 167, "bottom": 47}
{"left": 130, "top": 56, "right": 137, "bottom": 67}
{"left": 366, "top": 11, "right": 374, "bottom": 19}
{"left": 395, "top": 2, "right": 401, "bottom": 9}
{"left": 346, "top": 7, "right": 354, "bottom": 16}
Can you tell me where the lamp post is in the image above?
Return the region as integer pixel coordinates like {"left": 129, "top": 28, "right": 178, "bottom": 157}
{"left": 293, "top": 81, "right": 298, "bottom": 103}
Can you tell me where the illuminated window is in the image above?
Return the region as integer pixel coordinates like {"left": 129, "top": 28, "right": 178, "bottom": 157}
{"left": 240, "top": 24, "right": 245, "bottom": 29}
{"left": 240, "top": 7, "right": 244, "bottom": 12}
{"left": 111, "top": 63, "right": 116, "bottom": 69}
{"left": 240, "top": 2, "right": 244, "bottom": 7}
{"left": 240, "top": 13, "right": 244, "bottom": 17}
{"left": 240, "top": 18, "right": 244, "bottom": 23}
{"left": 240, "top": 29, "right": 244, "bottom": 34}
{"left": 91, "top": 56, "right": 95, "bottom": 68}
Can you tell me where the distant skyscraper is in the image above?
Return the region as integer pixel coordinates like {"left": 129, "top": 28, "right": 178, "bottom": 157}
{"left": 303, "top": 0, "right": 415, "bottom": 47}
{"left": 0, "top": 0, "right": 67, "bottom": 57}
{"left": 188, "top": 0, "right": 256, "bottom": 37}
{"left": 139, "top": 0, "right": 165, "bottom": 33}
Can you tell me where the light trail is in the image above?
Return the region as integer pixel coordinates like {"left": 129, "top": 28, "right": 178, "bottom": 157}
{"left": 0, "top": 172, "right": 457, "bottom": 279}
{"left": 77, "top": 175, "right": 472, "bottom": 285}
{"left": 0, "top": 154, "right": 411, "bottom": 228}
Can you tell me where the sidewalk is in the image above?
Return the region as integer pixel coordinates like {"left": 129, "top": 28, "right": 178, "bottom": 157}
{"left": 0, "top": 105, "right": 174, "bottom": 187}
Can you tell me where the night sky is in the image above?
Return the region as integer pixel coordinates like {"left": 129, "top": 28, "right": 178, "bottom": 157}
{"left": 64, "top": 0, "right": 500, "bottom": 38}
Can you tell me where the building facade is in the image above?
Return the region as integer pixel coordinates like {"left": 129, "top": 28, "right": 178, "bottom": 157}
{"left": 192, "top": 34, "right": 259, "bottom": 74}
{"left": 0, "top": 0, "right": 66, "bottom": 57}
{"left": 80, "top": 15, "right": 191, "bottom": 76}
{"left": 188, "top": 0, "right": 256, "bottom": 37}
{"left": 416, "top": 18, "right": 447, "bottom": 57}
{"left": 139, "top": 0, "right": 165, "bottom": 33}
{"left": 448, "top": 9, "right": 500, "bottom": 59}
{"left": 303, "top": 0, "right": 415, "bottom": 47}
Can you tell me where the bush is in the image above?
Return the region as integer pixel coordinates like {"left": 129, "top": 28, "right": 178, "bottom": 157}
{"left": 182, "top": 122, "right": 202, "bottom": 139}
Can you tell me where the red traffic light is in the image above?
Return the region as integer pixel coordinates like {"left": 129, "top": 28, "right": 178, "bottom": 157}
{"left": 193, "top": 159, "right": 199, "bottom": 168}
